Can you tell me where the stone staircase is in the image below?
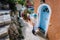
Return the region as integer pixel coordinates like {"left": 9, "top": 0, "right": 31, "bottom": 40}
{"left": 0, "top": 10, "right": 11, "bottom": 40}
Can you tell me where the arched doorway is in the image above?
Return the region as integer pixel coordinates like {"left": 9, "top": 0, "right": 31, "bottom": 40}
{"left": 37, "top": 4, "right": 51, "bottom": 36}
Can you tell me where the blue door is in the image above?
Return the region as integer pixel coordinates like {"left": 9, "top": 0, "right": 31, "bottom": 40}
{"left": 38, "top": 4, "right": 51, "bottom": 34}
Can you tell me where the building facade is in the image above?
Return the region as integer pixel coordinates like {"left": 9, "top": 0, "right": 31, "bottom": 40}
{"left": 34, "top": 0, "right": 60, "bottom": 40}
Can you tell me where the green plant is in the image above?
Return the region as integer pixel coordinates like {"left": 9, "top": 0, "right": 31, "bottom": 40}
{"left": 8, "top": 0, "right": 17, "bottom": 11}
{"left": 17, "top": 0, "right": 26, "bottom": 6}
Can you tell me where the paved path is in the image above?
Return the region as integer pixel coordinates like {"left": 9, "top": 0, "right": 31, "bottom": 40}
{"left": 20, "top": 18, "right": 40, "bottom": 40}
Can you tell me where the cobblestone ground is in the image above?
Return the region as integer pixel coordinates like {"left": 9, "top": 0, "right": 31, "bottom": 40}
{"left": 0, "top": 36, "right": 9, "bottom": 40}
{"left": 20, "top": 18, "right": 40, "bottom": 40}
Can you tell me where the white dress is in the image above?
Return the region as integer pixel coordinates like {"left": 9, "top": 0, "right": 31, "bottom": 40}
{"left": 20, "top": 18, "right": 40, "bottom": 40}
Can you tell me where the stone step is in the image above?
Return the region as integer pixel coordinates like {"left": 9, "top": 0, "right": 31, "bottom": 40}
{"left": 0, "top": 25, "right": 10, "bottom": 38}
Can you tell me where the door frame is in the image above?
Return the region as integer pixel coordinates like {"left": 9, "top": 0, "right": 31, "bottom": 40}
{"left": 37, "top": 3, "right": 52, "bottom": 36}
